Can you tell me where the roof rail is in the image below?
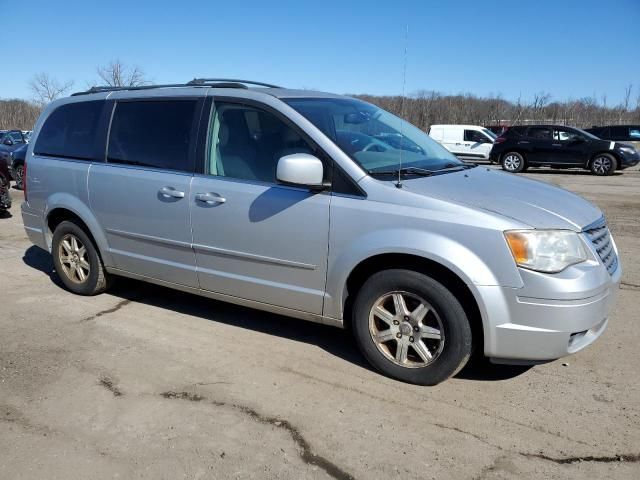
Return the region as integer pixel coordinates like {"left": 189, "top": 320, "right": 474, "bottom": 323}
{"left": 187, "top": 78, "right": 281, "bottom": 88}
{"left": 71, "top": 78, "right": 281, "bottom": 96}
{"left": 71, "top": 84, "right": 188, "bottom": 96}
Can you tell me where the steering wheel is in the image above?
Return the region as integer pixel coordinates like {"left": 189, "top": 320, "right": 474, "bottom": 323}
{"left": 362, "top": 141, "right": 385, "bottom": 152}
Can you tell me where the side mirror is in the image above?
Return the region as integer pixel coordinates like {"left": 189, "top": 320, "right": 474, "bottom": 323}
{"left": 3, "top": 139, "right": 14, "bottom": 146}
{"left": 276, "top": 153, "right": 325, "bottom": 189}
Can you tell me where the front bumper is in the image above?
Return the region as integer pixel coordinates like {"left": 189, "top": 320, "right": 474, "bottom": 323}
{"left": 478, "top": 246, "right": 621, "bottom": 362}
{"left": 618, "top": 149, "right": 640, "bottom": 168}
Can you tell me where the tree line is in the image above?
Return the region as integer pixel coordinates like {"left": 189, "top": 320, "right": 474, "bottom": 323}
{"left": 1, "top": 61, "right": 638, "bottom": 132}
{"left": 356, "top": 86, "right": 640, "bottom": 131}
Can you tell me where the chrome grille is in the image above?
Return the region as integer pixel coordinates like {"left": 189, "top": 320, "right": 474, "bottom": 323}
{"left": 584, "top": 218, "right": 618, "bottom": 275}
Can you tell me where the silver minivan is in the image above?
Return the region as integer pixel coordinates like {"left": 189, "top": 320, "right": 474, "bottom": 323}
{"left": 21, "top": 79, "right": 621, "bottom": 385}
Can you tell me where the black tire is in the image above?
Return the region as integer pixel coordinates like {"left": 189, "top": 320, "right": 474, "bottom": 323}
{"left": 51, "top": 220, "right": 111, "bottom": 295}
{"left": 590, "top": 153, "right": 616, "bottom": 176}
{"left": 14, "top": 164, "right": 24, "bottom": 190}
{"left": 501, "top": 151, "right": 526, "bottom": 173}
{"left": 0, "top": 176, "right": 10, "bottom": 210}
{"left": 352, "top": 269, "right": 472, "bottom": 386}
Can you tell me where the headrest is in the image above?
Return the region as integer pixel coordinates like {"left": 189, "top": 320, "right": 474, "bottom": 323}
{"left": 218, "top": 123, "right": 229, "bottom": 147}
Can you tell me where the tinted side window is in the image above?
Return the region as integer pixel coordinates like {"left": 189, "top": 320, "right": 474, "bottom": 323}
{"left": 464, "top": 130, "right": 487, "bottom": 143}
{"left": 108, "top": 100, "right": 197, "bottom": 171}
{"left": 207, "top": 102, "right": 315, "bottom": 183}
{"left": 629, "top": 127, "right": 640, "bottom": 139}
{"left": 34, "top": 101, "right": 103, "bottom": 160}
{"left": 528, "top": 127, "right": 552, "bottom": 140}
{"left": 505, "top": 126, "right": 525, "bottom": 137}
{"left": 553, "top": 128, "right": 582, "bottom": 142}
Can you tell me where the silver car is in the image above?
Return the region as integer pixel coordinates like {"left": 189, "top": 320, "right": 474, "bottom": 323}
{"left": 21, "top": 79, "right": 621, "bottom": 385}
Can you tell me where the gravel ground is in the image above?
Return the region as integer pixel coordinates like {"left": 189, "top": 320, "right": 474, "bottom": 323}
{"left": 1, "top": 165, "right": 639, "bottom": 479}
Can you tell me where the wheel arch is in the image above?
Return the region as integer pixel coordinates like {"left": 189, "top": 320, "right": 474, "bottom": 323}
{"left": 45, "top": 197, "right": 113, "bottom": 267}
{"left": 588, "top": 151, "right": 619, "bottom": 170}
{"left": 501, "top": 149, "right": 528, "bottom": 164}
{"left": 341, "top": 253, "right": 485, "bottom": 355}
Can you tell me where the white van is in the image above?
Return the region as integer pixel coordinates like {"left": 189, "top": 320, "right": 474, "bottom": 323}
{"left": 428, "top": 125, "right": 496, "bottom": 161}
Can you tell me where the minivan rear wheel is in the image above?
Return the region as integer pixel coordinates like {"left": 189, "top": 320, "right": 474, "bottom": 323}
{"left": 52, "top": 220, "right": 111, "bottom": 295}
{"left": 352, "top": 269, "right": 472, "bottom": 385}
{"left": 590, "top": 154, "right": 616, "bottom": 176}
{"left": 501, "top": 152, "right": 526, "bottom": 173}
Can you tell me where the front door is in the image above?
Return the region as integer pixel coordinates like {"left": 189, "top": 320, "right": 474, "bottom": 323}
{"left": 462, "top": 129, "right": 492, "bottom": 160}
{"left": 89, "top": 98, "right": 202, "bottom": 287}
{"left": 552, "top": 127, "right": 589, "bottom": 165}
{"left": 190, "top": 99, "right": 331, "bottom": 314}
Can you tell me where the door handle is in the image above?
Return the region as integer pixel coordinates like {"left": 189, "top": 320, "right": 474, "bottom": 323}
{"left": 159, "top": 186, "right": 185, "bottom": 198}
{"left": 195, "top": 192, "right": 226, "bottom": 204}
{"left": 552, "top": 143, "right": 562, "bottom": 147}
{"left": 455, "top": 142, "right": 462, "bottom": 145}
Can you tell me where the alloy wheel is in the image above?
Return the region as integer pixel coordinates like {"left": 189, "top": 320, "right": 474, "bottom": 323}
{"left": 58, "top": 233, "right": 90, "bottom": 283}
{"left": 592, "top": 156, "right": 611, "bottom": 175}
{"left": 15, "top": 166, "right": 24, "bottom": 189}
{"left": 503, "top": 154, "right": 521, "bottom": 171}
{"left": 368, "top": 291, "right": 445, "bottom": 368}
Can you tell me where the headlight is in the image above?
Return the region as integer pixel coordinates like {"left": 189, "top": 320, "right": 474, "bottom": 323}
{"left": 504, "top": 230, "right": 587, "bottom": 273}
{"left": 619, "top": 146, "right": 636, "bottom": 155}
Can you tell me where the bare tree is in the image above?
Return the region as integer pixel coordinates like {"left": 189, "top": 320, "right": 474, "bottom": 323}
{"left": 29, "top": 73, "right": 74, "bottom": 105}
{"left": 623, "top": 84, "right": 633, "bottom": 111}
{"left": 95, "top": 59, "right": 149, "bottom": 87}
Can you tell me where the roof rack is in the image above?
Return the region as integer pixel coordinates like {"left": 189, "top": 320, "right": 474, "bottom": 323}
{"left": 71, "top": 78, "right": 281, "bottom": 96}
{"left": 187, "top": 78, "right": 282, "bottom": 88}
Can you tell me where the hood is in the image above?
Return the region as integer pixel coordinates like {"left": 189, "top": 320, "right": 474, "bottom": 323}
{"left": 400, "top": 167, "right": 602, "bottom": 230}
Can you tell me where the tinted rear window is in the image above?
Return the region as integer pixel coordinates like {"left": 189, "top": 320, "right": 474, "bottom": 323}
{"left": 528, "top": 127, "right": 552, "bottom": 139}
{"left": 107, "top": 100, "right": 196, "bottom": 172}
{"left": 34, "top": 101, "right": 103, "bottom": 160}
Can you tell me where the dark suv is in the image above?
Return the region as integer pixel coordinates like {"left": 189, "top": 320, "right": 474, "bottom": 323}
{"left": 490, "top": 125, "right": 640, "bottom": 175}
{"left": 0, "top": 130, "right": 28, "bottom": 174}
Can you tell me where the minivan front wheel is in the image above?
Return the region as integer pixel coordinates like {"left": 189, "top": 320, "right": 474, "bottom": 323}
{"left": 352, "top": 269, "right": 472, "bottom": 385}
{"left": 501, "top": 152, "right": 526, "bottom": 173}
{"left": 52, "top": 220, "right": 111, "bottom": 295}
{"left": 590, "top": 154, "right": 616, "bottom": 176}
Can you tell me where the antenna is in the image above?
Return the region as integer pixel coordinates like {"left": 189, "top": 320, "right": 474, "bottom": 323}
{"left": 396, "top": 24, "right": 409, "bottom": 189}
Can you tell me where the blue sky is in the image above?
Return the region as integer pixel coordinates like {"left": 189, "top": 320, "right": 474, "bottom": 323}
{"left": 2, "top": 0, "right": 639, "bottom": 104}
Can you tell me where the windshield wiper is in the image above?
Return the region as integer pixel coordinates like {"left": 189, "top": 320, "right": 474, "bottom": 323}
{"left": 368, "top": 166, "right": 434, "bottom": 177}
{"left": 430, "top": 163, "right": 477, "bottom": 173}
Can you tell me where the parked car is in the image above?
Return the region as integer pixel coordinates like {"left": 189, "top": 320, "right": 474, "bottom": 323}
{"left": 22, "top": 80, "right": 621, "bottom": 385}
{"left": 428, "top": 125, "right": 496, "bottom": 161}
{"left": 490, "top": 125, "right": 640, "bottom": 175}
{"left": 10, "top": 143, "right": 27, "bottom": 189}
{"left": 585, "top": 125, "right": 640, "bottom": 151}
{"left": 0, "top": 159, "right": 12, "bottom": 211}
{"left": 0, "top": 130, "right": 28, "bottom": 170}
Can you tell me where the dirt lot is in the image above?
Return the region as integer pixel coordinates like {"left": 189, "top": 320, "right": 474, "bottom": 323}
{"left": 1, "top": 166, "right": 639, "bottom": 480}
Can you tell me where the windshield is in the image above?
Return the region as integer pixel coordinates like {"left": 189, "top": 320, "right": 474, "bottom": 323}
{"left": 483, "top": 128, "right": 498, "bottom": 140}
{"left": 575, "top": 128, "right": 600, "bottom": 141}
{"left": 284, "top": 98, "right": 462, "bottom": 173}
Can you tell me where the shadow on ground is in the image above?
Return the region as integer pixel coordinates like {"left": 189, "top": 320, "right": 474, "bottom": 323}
{"left": 22, "top": 245, "right": 533, "bottom": 384}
